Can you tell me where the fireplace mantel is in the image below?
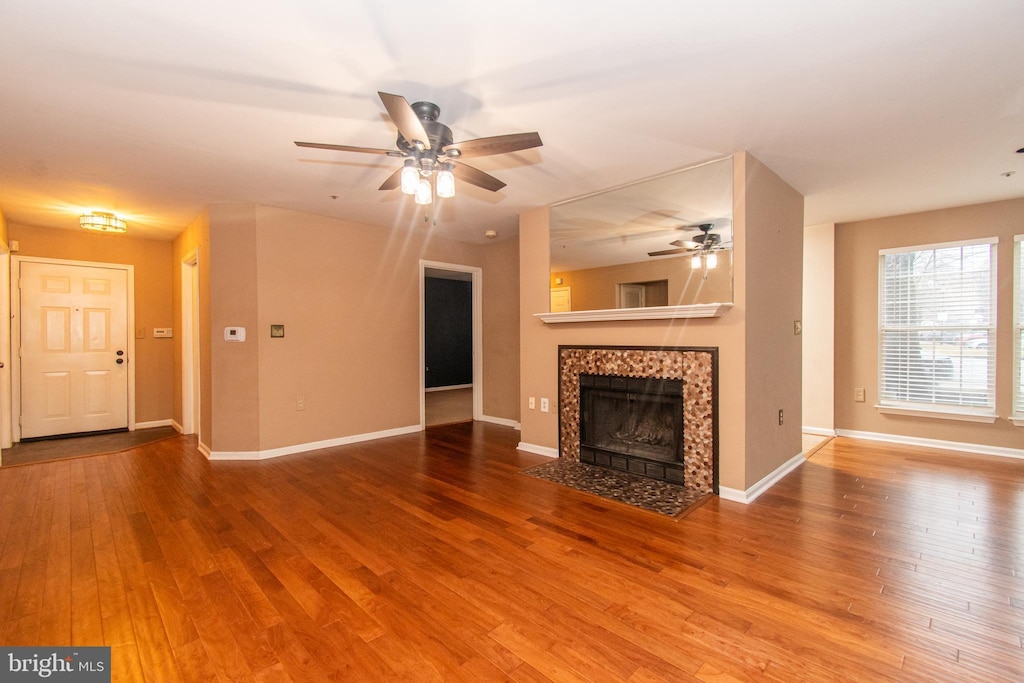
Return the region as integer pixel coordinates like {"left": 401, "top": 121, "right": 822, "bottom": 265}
{"left": 536, "top": 302, "right": 732, "bottom": 324}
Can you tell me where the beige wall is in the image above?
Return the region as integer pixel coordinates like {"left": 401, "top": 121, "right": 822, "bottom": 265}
{"left": 7, "top": 222, "right": 175, "bottom": 424}
{"left": 802, "top": 223, "right": 835, "bottom": 433}
{"left": 835, "top": 198, "right": 1023, "bottom": 448}
{"left": 202, "top": 205, "right": 520, "bottom": 453}
{"left": 550, "top": 251, "right": 732, "bottom": 311}
{"left": 519, "top": 152, "right": 804, "bottom": 492}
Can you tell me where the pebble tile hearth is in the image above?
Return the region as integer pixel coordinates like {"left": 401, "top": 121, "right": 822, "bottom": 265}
{"left": 523, "top": 459, "right": 709, "bottom": 517}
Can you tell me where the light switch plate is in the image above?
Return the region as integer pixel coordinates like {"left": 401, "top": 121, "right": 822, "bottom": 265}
{"left": 153, "top": 328, "right": 173, "bottom": 338}
{"left": 224, "top": 326, "right": 246, "bottom": 342}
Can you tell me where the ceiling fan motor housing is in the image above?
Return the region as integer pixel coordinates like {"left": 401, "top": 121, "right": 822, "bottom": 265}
{"left": 395, "top": 102, "right": 455, "bottom": 159}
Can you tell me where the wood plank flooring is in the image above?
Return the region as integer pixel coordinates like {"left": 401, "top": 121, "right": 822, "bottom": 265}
{"left": 0, "top": 423, "right": 1021, "bottom": 681}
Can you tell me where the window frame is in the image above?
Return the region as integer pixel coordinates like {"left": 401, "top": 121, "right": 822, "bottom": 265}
{"left": 1014, "top": 235, "right": 1023, "bottom": 425}
{"left": 877, "top": 237, "right": 998, "bottom": 422}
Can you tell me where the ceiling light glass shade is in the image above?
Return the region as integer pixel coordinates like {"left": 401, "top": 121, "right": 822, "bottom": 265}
{"left": 414, "top": 178, "right": 433, "bottom": 205}
{"left": 436, "top": 164, "right": 455, "bottom": 198}
{"left": 80, "top": 212, "right": 126, "bottom": 233}
{"left": 400, "top": 159, "right": 419, "bottom": 195}
{"left": 705, "top": 252, "right": 718, "bottom": 269}
{"left": 691, "top": 254, "right": 702, "bottom": 270}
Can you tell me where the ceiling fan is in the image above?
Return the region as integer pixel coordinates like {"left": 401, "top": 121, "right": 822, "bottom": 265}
{"left": 295, "top": 91, "right": 543, "bottom": 205}
{"left": 647, "top": 222, "right": 730, "bottom": 257}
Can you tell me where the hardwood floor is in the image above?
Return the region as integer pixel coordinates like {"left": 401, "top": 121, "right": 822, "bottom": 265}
{"left": 0, "top": 423, "right": 1021, "bottom": 681}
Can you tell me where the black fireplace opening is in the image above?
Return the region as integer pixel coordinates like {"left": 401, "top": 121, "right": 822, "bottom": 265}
{"left": 579, "top": 374, "right": 686, "bottom": 484}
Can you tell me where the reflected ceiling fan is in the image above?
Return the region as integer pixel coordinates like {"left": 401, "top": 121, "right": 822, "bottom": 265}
{"left": 648, "top": 222, "right": 731, "bottom": 280}
{"left": 647, "top": 222, "right": 730, "bottom": 257}
{"left": 295, "top": 91, "right": 543, "bottom": 205}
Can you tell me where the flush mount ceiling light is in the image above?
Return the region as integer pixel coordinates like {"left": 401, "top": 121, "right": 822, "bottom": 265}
{"left": 80, "top": 212, "right": 126, "bottom": 233}
{"left": 295, "top": 91, "right": 543, "bottom": 209}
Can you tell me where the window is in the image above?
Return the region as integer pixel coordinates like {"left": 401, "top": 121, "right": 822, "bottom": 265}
{"left": 879, "top": 238, "right": 996, "bottom": 417}
{"left": 1015, "top": 236, "right": 1023, "bottom": 421}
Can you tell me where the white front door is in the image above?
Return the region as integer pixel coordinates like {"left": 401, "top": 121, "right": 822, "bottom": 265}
{"left": 19, "top": 260, "right": 130, "bottom": 438}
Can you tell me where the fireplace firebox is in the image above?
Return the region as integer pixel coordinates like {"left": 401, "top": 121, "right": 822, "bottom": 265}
{"left": 579, "top": 373, "right": 686, "bottom": 484}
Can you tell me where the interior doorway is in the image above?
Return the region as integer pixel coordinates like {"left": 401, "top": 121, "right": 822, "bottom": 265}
{"left": 420, "top": 261, "right": 482, "bottom": 427}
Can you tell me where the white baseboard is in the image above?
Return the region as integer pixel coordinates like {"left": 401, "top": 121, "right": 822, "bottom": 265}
{"left": 802, "top": 426, "right": 837, "bottom": 437}
{"left": 170, "top": 420, "right": 185, "bottom": 434}
{"left": 718, "top": 452, "right": 806, "bottom": 505}
{"left": 135, "top": 419, "right": 176, "bottom": 430}
{"left": 479, "top": 415, "right": 521, "bottom": 429}
{"left": 517, "top": 442, "right": 559, "bottom": 458}
{"left": 198, "top": 442, "right": 212, "bottom": 458}
{"left": 835, "top": 429, "right": 1024, "bottom": 461}
{"left": 208, "top": 424, "right": 422, "bottom": 461}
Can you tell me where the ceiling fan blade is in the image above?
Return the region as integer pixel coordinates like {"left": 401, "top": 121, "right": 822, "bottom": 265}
{"left": 647, "top": 248, "right": 691, "bottom": 257}
{"left": 451, "top": 161, "right": 506, "bottom": 192}
{"left": 444, "top": 132, "right": 543, "bottom": 159}
{"left": 378, "top": 91, "right": 431, "bottom": 150}
{"left": 295, "top": 141, "right": 396, "bottom": 155}
{"left": 669, "top": 239, "right": 700, "bottom": 249}
{"left": 378, "top": 167, "right": 402, "bottom": 191}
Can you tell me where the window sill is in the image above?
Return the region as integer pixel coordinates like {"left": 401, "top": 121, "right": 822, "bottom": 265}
{"left": 1012, "top": 417, "right": 1024, "bottom": 428}
{"left": 876, "top": 405, "right": 997, "bottom": 424}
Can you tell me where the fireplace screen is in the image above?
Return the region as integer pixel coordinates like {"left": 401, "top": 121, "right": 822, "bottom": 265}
{"left": 579, "top": 374, "right": 685, "bottom": 482}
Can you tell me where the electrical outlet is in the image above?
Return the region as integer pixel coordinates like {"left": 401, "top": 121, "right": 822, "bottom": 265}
{"left": 778, "top": 409, "right": 784, "bottom": 425}
{"left": 854, "top": 387, "right": 866, "bottom": 402}
{"left": 528, "top": 397, "right": 536, "bottom": 410}
{"left": 540, "top": 398, "right": 550, "bottom": 413}
{"left": 296, "top": 395, "right": 306, "bottom": 411}
{"left": 793, "top": 320, "right": 802, "bottom": 335}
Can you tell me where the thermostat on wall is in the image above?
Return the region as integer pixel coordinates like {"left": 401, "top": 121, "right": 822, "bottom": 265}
{"left": 224, "top": 326, "right": 246, "bottom": 342}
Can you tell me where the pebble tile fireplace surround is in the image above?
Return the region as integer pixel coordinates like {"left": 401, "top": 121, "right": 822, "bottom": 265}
{"left": 558, "top": 346, "right": 718, "bottom": 494}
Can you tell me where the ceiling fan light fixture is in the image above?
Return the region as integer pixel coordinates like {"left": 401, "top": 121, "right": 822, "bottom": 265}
{"left": 414, "top": 178, "right": 433, "bottom": 205}
{"left": 436, "top": 163, "right": 455, "bottom": 198}
{"left": 80, "top": 211, "right": 126, "bottom": 233}
{"left": 401, "top": 159, "right": 419, "bottom": 195}
{"left": 691, "top": 254, "right": 702, "bottom": 270}
{"left": 706, "top": 251, "right": 718, "bottom": 269}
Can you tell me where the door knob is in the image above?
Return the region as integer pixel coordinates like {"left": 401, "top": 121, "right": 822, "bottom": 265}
{"left": 116, "top": 358, "right": 124, "bottom": 365}
{"left": 116, "top": 350, "right": 124, "bottom": 356}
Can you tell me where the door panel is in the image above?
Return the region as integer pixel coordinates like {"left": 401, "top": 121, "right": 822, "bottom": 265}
{"left": 20, "top": 261, "right": 129, "bottom": 438}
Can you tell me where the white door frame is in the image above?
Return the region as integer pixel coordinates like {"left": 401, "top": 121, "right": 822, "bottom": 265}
{"left": 10, "top": 256, "right": 136, "bottom": 442}
{"left": 180, "top": 251, "right": 200, "bottom": 437}
{"left": 0, "top": 249, "right": 10, "bottom": 452}
{"left": 419, "top": 260, "right": 483, "bottom": 427}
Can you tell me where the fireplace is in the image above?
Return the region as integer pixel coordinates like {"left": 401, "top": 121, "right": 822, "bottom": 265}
{"left": 559, "top": 346, "right": 717, "bottom": 493}
{"left": 579, "top": 374, "right": 687, "bottom": 483}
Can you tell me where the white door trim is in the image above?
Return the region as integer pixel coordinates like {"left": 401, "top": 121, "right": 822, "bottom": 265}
{"left": 180, "top": 251, "right": 200, "bottom": 436}
{"left": 11, "top": 256, "right": 136, "bottom": 442}
{"left": 419, "top": 260, "right": 483, "bottom": 427}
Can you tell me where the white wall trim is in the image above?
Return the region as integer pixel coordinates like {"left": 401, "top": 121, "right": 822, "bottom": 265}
{"left": 135, "top": 419, "right": 177, "bottom": 430}
{"left": 207, "top": 424, "right": 422, "bottom": 461}
{"left": 198, "top": 442, "right": 212, "bottom": 458}
{"left": 835, "top": 429, "right": 1024, "bottom": 461}
{"left": 802, "top": 426, "right": 837, "bottom": 437}
{"left": 480, "top": 415, "right": 521, "bottom": 429}
{"left": 517, "top": 442, "right": 558, "bottom": 458}
{"left": 875, "top": 404, "right": 997, "bottom": 423}
{"left": 171, "top": 420, "right": 185, "bottom": 433}
{"left": 718, "top": 453, "right": 807, "bottom": 505}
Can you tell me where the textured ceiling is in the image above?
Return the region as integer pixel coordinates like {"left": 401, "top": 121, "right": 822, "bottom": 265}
{"left": 0, "top": 1, "right": 1021, "bottom": 244}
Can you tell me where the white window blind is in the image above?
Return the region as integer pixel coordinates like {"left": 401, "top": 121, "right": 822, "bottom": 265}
{"left": 1015, "top": 236, "right": 1023, "bottom": 418}
{"left": 878, "top": 239, "right": 996, "bottom": 414}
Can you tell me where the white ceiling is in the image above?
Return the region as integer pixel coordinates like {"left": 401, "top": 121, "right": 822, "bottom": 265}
{"left": 1, "top": 1, "right": 1022, "bottom": 244}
